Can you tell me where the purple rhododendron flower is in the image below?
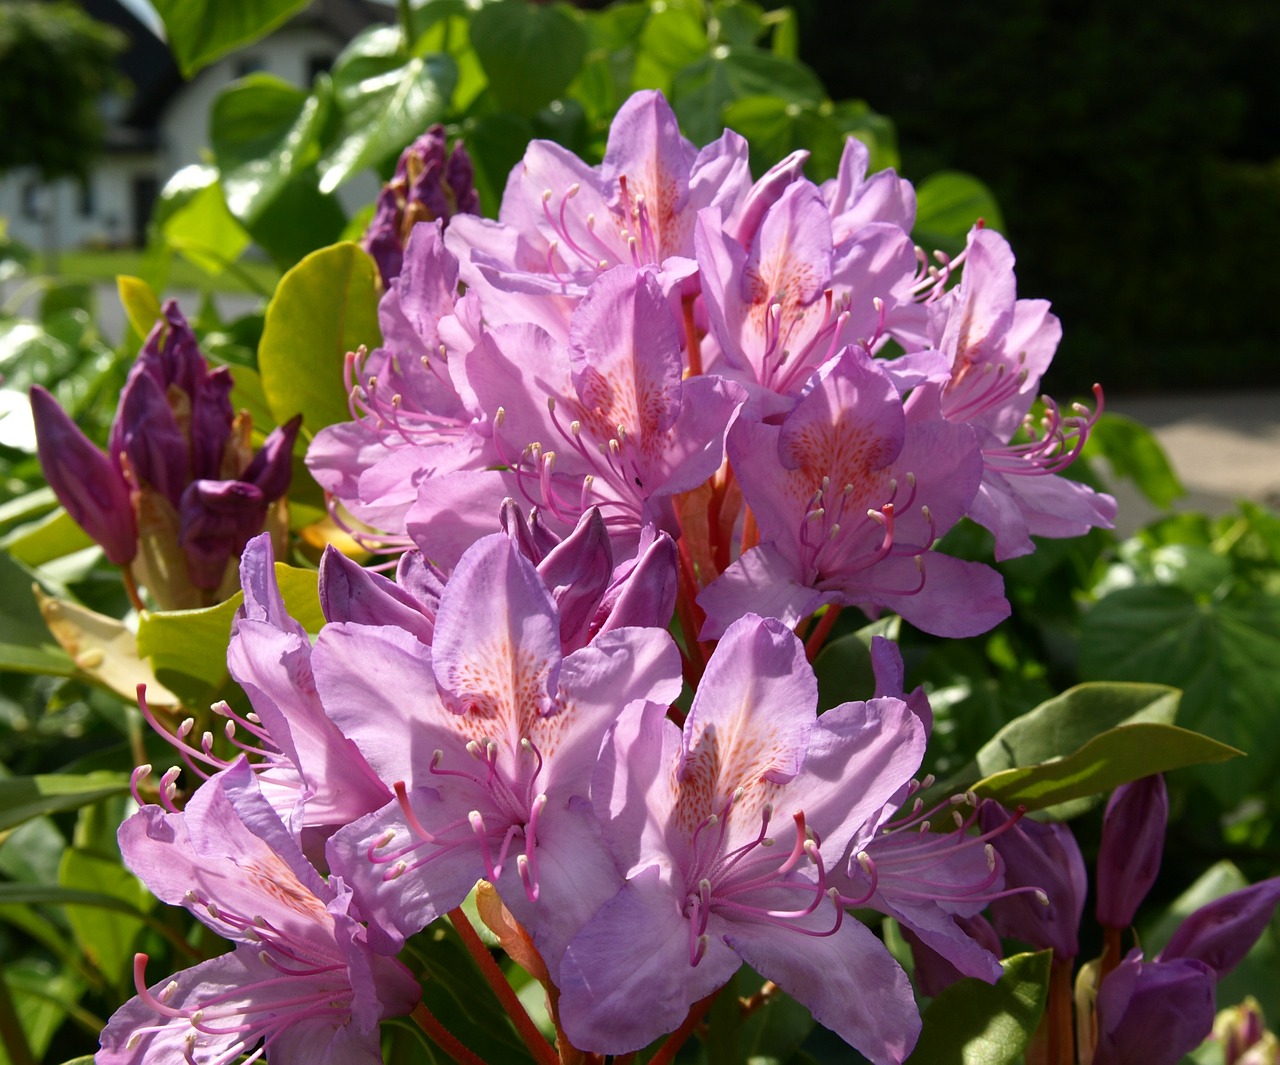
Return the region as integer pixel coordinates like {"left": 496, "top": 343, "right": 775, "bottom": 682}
{"left": 918, "top": 227, "right": 1116, "bottom": 559}
{"left": 559, "top": 614, "right": 927, "bottom": 1063}
{"left": 319, "top": 531, "right": 682, "bottom": 974}
{"left": 98, "top": 759, "right": 418, "bottom": 1064}
{"left": 699, "top": 348, "right": 1008, "bottom": 639}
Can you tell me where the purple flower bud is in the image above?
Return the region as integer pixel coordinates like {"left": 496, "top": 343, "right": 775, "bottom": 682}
{"left": 1158, "top": 877, "right": 1280, "bottom": 979}
{"left": 396, "top": 549, "right": 447, "bottom": 614}
{"left": 178, "top": 480, "right": 267, "bottom": 590}
{"left": 318, "top": 545, "right": 436, "bottom": 644}
{"left": 1096, "top": 774, "right": 1167, "bottom": 929}
{"left": 536, "top": 508, "right": 614, "bottom": 652}
{"left": 1092, "top": 952, "right": 1217, "bottom": 1065}
{"left": 362, "top": 125, "right": 481, "bottom": 286}
{"left": 188, "top": 366, "right": 236, "bottom": 481}
{"left": 29, "top": 385, "right": 137, "bottom": 566}
{"left": 114, "top": 368, "right": 189, "bottom": 507}
{"left": 1216, "top": 998, "right": 1272, "bottom": 1065}
{"left": 591, "top": 526, "right": 678, "bottom": 640}
{"left": 240, "top": 414, "right": 302, "bottom": 502}
{"left": 980, "top": 802, "right": 1087, "bottom": 958}
{"left": 137, "top": 299, "right": 207, "bottom": 399}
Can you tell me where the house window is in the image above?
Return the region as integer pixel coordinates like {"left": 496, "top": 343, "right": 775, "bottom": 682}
{"left": 307, "top": 54, "right": 334, "bottom": 82}
{"left": 234, "top": 55, "right": 265, "bottom": 78}
{"left": 79, "top": 178, "right": 95, "bottom": 218}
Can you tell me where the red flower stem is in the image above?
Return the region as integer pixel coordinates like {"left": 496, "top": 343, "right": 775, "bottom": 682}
{"left": 447, "top": 907, "right": 559, "bottom": 1065}
{"left": 122, "top": 566, "right": 146, "bottom": 614}
{"left": 648, "top": 990, "right": 719, "bottom": 1065}
{"left": 804, "top": 605, "right": 842, "bottom": 662}
{"left": 1099, "top": 924, "right": 1123, "bottom": 984}
{"left": 1027, "top": 955, "right": 1075, "bottom": 1065}
{"left": 410, "top": 1002, "right": 489, "bottom": 1065}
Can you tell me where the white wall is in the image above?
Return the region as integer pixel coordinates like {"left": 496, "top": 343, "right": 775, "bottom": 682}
{"left": 1, "top": 23, "right": 381, "bottom": 255}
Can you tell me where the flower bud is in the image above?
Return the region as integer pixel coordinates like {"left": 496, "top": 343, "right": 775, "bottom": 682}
{"left": 1092, "top": 952, "right": 1216, "bottom": 1065}
{"left": 980, "top": 801, "right": 1086, "bottom": 958}
{"left": 178, "top": 480, "right": 268, "bottom": 590}
{"left": 363, "top": 125, "right": 481, "bottom": 286}
{"left": 29, "top": 385, "right": 137, "bottom": 565}
{"left": 1215, "top": 998, "right": 1278, "bottom": 1065}
{"left": 1158, "top": 877, "right": 1280, "bottom": 979}
{"left": 1096, "top": 774, "right": 1167, "bottom": 929}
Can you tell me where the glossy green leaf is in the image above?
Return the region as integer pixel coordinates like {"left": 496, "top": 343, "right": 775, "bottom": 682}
{"left": 149, "top": 0, "right": 310, "bottom": 77}
{"left": 135, "top": 597, "right": 240, "bottom": 706}
{"left": 913, "top": 171, "right": 1005, "bottom": 257}
{"left": 210, "top": 74, "right": 330, "bottom": 227}
{"left": 0, "top": 774, "right": 129, "bottom": 834}
{"left": 258, "top": 242, "right": 381, "bottom": 435}
{"left": 244, "top": 176, "right": 348, "bottom": 270}
{"left": 973, "top": 682, "right": 1180, "bottom": 781}
{"left": 722, "top": 96, "right": 847, "bottom": 180}
{"left": 1080, "top": 585, "right": 1280, "bottom": 801}
{"left": 471, "top": 1, "right": 587, "bottom": 116}
{"left": 1, "top": 508, "right": 93, "bottom": 567}
{"left": 973, "top": 722, "right": 1241, "bottom": 811}
{"left": 157, "top": 168, "right": 252, "bottom": 276}
{"left": 909, "top": 951, "right": 1051, "bottom": 1065}
{"left": 319, "top": 28, "right": 457, "bottom": 193}
{"left": 1088, "top": 413, "right": 1185, "bottom": 508}
{"left": 135, "top": 561, "right": 321, "bottom": 705}
{"left": 673, "top": 48, "right": 826, "bottom": 145}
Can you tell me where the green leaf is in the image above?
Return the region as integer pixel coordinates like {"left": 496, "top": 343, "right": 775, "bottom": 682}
{"left": 135, "top": 597, "right": 240, "bottom": 707}
{"left": 116, "top": 275, "right": 163, "bottom": 340}
{"left": 0, "top": 552, "right": 74, "bottom": 676}
{"left": 157, "top": 167, "right": 252, "bottom": 276}
{"left": 319, "top": 27, "right": 457, "bottom": 193}
{"left": 2, "top": 959, "right": 84, "bottom": 1065}
{"left": 1, "top": 507, "right": 94, "bottom": 567}
{"left": 909, "top": 951, "right": 1052, "bottom": 1065}
{"left": 471, "top": 1, "right": 587, "bottom": 116}
{"left": 0, "top": 774, "right": 129, "bottom": 834}
{"left": 913, "top": 172, "right": 1005, "bottom": 257}
{"left": 149, "top": 0, "right": 311, "bottom": 77}
{"left": 1088, "top": 413, "right": 1185, "bottom": 508}
{"left": 722, "top": 95, "right": 848, "bottom": 180}
{"left": 672, "top": 48, "right": 826, "bottom": 145}
{"left": 57, "top": 849, "right": 151, "bottom": 985}
{"left": 973, "top": 722, "right": 1241, "bottom": 812}
{"left": 134, "top": 561, "right": 322, "bottom": 705}
{"left": 258, "top": 242, "right": 381, "bottom": 436}
{"left": 1080, "top": 586, "right": 1280, "bottom": 801}
{"left": 973, "top": 682, "right": 1180, "bottom": 780}
{"left": 811, "top": 616, "right": 899, "bottom": 712}
{"left": 210, "top": 74, "right": 330, "bottom": 227}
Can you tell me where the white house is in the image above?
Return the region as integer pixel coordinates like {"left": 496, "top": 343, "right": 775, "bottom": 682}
{"left": 0, "top": 0, "right": 389, "bottom": 255}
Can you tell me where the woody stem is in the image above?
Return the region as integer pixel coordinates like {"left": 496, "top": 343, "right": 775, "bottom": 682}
{"left": 447, "top": 907, "right": 559, "bottom": 1065}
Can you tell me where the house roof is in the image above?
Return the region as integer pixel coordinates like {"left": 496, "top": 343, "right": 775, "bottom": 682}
{"left": 80, "top": 0, "right": 393, "bottom": 136}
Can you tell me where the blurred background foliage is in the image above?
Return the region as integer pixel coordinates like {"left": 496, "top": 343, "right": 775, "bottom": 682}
{"left": 795, "top": 0, "right": 1280, "bottom": 394}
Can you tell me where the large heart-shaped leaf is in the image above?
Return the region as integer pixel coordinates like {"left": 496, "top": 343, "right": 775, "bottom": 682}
{"left": 470, "top": 1, "right": 587, "bottom": 116}
{"left": 258, "top": 241, "right": 381, "bottom": 436}
{"left": 1080, "top": 586, "right": 1280, "bottom": 801}
{"left": 319, "top": 27, "right": 457, "bottom": 193}
{"left": 149, "top": 0, "right": 311, "bottom": 77}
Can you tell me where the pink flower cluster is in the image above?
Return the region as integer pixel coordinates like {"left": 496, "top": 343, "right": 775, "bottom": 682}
{"left": 101, "top": 91, "right": 1123, "bottom": 1064}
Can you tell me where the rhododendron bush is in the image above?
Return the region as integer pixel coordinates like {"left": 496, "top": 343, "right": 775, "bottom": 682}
{"left": 2, "top": 3, "right": 1279, "bottom": 1064}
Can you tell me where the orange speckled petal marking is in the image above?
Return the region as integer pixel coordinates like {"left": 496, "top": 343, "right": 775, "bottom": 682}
{"left": 431, "top": 534, "right": 562, "bottom": 727}
{"left": 675, "top": 615, "right": 816, "bottom": 837}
